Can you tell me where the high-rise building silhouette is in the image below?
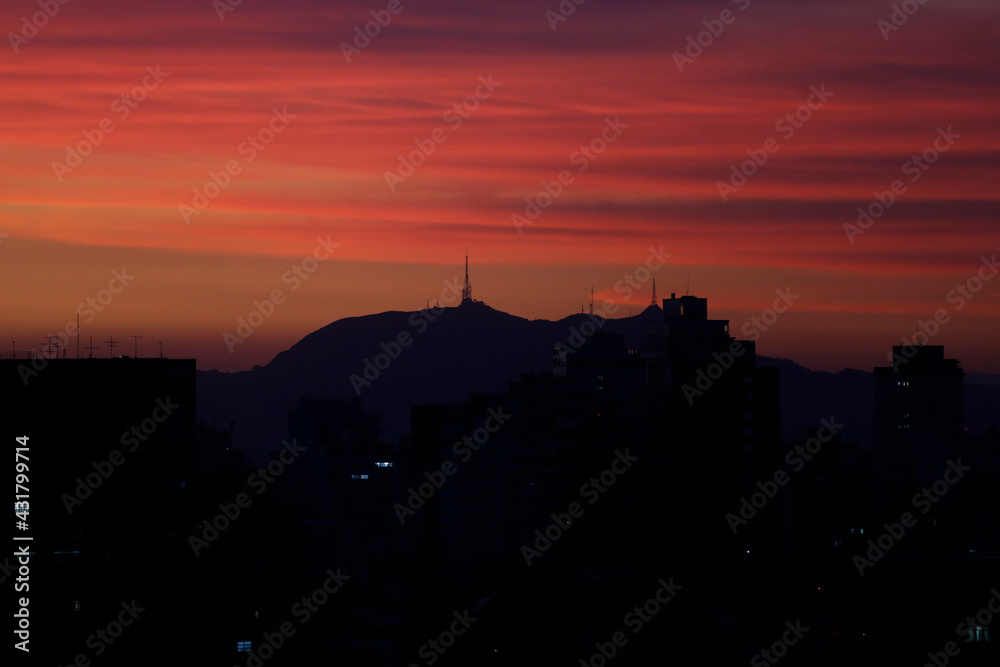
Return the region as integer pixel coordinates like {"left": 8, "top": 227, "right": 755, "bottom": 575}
{"left": 406, "top": 292, "right": 782, "bottom": 663}
{"left": 874, "top": 344, "right": 964, "bottom": 482}
{"left": 1, "top": 358, "right": 199, "bottom": 664}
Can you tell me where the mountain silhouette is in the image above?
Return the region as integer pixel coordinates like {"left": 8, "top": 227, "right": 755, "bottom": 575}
{"left": 197, "top": 301, "right": 999, "bottom": 462}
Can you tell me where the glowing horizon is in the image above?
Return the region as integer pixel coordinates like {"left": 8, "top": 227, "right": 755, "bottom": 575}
{"left": 2, "top": 0, "right": 998, "bottom": 373}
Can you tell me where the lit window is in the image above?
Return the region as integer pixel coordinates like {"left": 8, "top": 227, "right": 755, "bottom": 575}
{"left": 968, "top": 626, "right": 991, "bottom": 643}
{"left": 375, "top": 462, "right": 393, "bottom": 468}
{"left": 236, "top": 641, "right": 252, "bottom": 653}
{"left": 351, "top": 474, "right": 369, "bottom": 480}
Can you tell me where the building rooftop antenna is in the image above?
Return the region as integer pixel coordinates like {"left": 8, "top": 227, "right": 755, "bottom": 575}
{"left": 44, "top": 335, "right": 59, "bottom": 359}
{"left": 84, "top": 336, "right": 98, "bottom": 359}
{"left": 106, "top": 336, "right": 118, "bottom": 358}
{"left": 130, "top": 335, "right": 142, "bottom": 358}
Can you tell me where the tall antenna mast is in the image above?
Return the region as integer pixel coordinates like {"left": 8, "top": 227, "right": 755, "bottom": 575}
{"left": 106, "top": 336, "right": 118, "bottom": 358}
{"left": 462, "top": 245, "right": 472, "bottom": 303}
{"left": 589, "top": 287, "right": 594, "bottom": 315}
{"left": 651, "top": 279, "right": 658, "bottom": 306}
{"left": 84, "top": 336, "right": 98, "bottom": 359}
{"left": 130, "top": 335, "right": 142, "bottom": 358}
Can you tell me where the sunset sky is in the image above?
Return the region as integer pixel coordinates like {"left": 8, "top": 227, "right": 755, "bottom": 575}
{"left": 1, "top": 0, "right": 998, "bottom": 373}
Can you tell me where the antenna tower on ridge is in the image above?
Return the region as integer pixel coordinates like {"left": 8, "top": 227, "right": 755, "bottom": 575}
{"left": 462, "top": 245, "right": 473, "bottom": 303}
